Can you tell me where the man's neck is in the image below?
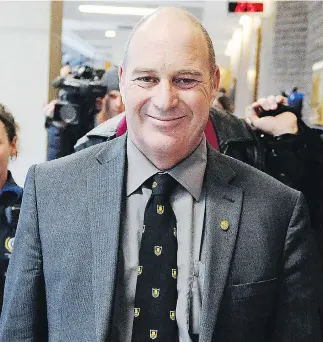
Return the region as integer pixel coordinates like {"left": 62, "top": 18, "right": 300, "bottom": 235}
{"left": 129, "top": 137, "right": 203, "bottom": 171}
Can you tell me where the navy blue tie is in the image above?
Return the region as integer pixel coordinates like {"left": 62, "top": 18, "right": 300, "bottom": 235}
{"left": 132, "top": 173, "right": 178, "bottom": 342}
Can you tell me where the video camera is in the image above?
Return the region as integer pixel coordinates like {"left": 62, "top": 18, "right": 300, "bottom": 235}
{"left": 51, "top": 65, "right": 107, "bottom": 130}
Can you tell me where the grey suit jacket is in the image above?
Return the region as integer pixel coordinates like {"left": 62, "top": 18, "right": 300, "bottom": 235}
{"left": 0, "top": 135, "right": 320, "bottom": 342}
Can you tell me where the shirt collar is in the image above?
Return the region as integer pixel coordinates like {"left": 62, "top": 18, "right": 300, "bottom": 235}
{"left": 1, "top": 171, "right": 21, "bottom": 193}
{"left": 126, "top": 135, "right": 207, "bottom": 201}
{"left": 0, "top": 171, "right": 23, "bottom": 203}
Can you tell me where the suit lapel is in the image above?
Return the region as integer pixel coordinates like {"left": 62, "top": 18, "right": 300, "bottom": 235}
{"left": 87, "top": 135, "right": 127, "bottom": 341}
{"left": 199, "top": 147, "right": 243, "bottom": 342}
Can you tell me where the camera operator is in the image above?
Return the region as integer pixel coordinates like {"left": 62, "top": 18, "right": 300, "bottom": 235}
{"left": 45, "top": 65, "right": 121, "bottom": 160}
{"left": 95, "top": 66, "right": 124, "bottom": 125}
{"left": 0, "top": 104, "right": 22, "bottom": 311}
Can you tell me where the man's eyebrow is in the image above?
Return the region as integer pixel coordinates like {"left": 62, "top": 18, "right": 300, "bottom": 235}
{"left": 176, "top": 70, "right": 203, "bottom": 77}
{"left": 131, "top": 68, "right": 203, "bottom": 77}
{"left": 132, "top": 68, "right": 157, "bottom": 75}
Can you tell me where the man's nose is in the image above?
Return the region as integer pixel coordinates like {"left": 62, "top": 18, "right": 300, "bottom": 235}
{"left": 152, "top": 81, "right": 179, "bottom": 111}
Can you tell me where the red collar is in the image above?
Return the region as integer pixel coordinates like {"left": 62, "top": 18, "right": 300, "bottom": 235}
{"left": 116, "top": 116, "right": 219, "bottom": 151}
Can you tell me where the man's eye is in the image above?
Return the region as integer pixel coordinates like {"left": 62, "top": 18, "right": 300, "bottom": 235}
{"left": 137, "top": 77, "right": 156, "bottom": 83}
{"left": 174, "top": 78, "right": 198, "bottom": 87}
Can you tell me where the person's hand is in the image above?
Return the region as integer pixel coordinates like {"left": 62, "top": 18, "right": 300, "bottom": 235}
{"left": 43, "top": 99, "right": 58, "bottom": 118}
{"left": 60, "top": 65, "right": 72, "bottom": 77}
{"left": 245, "top": 95, "right": 298, "bottom": 136}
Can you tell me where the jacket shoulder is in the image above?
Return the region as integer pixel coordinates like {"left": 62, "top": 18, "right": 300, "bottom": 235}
{"left": 37, "top": 136, "right": 122, "bottom": 176}
{"left": 74, "top": 113, "right": 125, "bottom": 151}
{"left": 211, "top": 147, "right": 299, "bottom": 199}
{"left": 209, "top": 107, "right": 254, "bottom": 148}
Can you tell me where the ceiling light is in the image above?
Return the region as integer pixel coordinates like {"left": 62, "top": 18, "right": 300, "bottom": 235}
{"left": 105, "top": 30, "right": 116, "bottom": 38}
{"left": 225, "top": 28, "right": 243, "bottom": 57}
{"left": 239, "top": 15, "right": 252, "bottom": 27}
{"left": 79, "top": 5, "right": 156, "bottom": 16}
{"left": 312, "top": 60, "right": 323, "bottom": 71}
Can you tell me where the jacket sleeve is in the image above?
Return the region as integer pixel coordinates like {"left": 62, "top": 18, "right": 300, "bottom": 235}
{"left": 260, "top": 123, "right": 314, "bottom": 187}
{"left": 0, "top": 165, "right": 48, "bottom": 342}
{"left": 261, "top": 125, "right": 323, "bottom": 238}
{"left": 271, "top": 192, "right": 321, "bottom": 341}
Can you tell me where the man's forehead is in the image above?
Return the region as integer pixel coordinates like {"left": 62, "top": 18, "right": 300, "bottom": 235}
{"left": 123, "top": 9, "right": 212, "bottom": 77}
{"left": 131, "top": 19, "right": 202, "bottom": 47}
{"left": 127, "top": 35, "right": 208, "bottom": 72}
{"left": 128, "top": 12, "right": 207, "bottom": 54}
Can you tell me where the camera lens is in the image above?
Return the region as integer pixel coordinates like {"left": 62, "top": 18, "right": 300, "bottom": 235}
{"left": 59, "top": 104, "right": 78, "bottom": 124}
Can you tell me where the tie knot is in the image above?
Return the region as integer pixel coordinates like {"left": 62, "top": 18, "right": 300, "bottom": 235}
{"left": 151, "top": 173, "right": 177, "bottom": 197}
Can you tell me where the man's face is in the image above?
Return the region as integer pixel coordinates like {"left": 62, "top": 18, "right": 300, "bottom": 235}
{"left": 103, "top": 90, "right": 125, "bottom": 118}
{"left": 120, "top": 20, "right": 219, "bottom": 168}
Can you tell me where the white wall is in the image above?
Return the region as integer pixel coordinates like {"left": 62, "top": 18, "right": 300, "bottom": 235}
{"left": 234, "top": 16, "right": 253, "bottom": 118}
{"left": 109, "top": 29, "right": 131, "bottom": 66}
{"left": 226, "top": 0, "right": 278, "bottom": 116}
{"left": 258, "top": 0, "right": 277, "bottom": 98}
{"left": 0, "top": 1, "right": 51, "bottom": 186}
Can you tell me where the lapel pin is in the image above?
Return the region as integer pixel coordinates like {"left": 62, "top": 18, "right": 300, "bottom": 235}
{"left": 220, "top": 219, "right": 229, "bottom": 231}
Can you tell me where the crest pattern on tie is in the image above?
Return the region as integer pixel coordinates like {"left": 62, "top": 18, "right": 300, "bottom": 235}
{"left": 132, "top": 173, "right": 178, "bottom": 341}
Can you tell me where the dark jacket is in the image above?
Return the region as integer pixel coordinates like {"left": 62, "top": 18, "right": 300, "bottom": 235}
{"left": 209, "top": 109, "right": 323, "bottom": 234}
{"left": 0, "top": 171, "right": 23, "bottom": 310}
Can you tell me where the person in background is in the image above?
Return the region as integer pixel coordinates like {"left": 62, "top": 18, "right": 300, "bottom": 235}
{"left": 43, "top": 64, "right": 73, "bottom": 160}
{"left": 96, "top": 66, "right": 125, "bottom": 125}
{"left": 281, "top": 90, "right": 288, "bottom": 98}
{"left": 74, "top": 66, "right": 125, "bottom": 151}
{"left": 0, "top": 104, "right": 22, "bottom": 311}
{"left": 217, "top": 87, "right": 232, "bottom": 112}
{"left": 44, "top": 66, "right": 124, "bottom": 160}
{"left": 288, "top": 86, "right": 304, "bottom": 118}
{"left": 211, "top": 97, "right": 222, "bottom": 110}
{"left": 229, "top": 77, "right": 237, "bottom": 112}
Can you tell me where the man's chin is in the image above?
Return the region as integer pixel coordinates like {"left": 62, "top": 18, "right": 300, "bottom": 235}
{"left": 144, "top": 135, "right": 190, "bottom": 157}
{"left": 146, "top": 132, "right": 179, "bottom": 147}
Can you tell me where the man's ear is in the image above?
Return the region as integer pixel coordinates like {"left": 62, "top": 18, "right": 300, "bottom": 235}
{"left": 210, "top": 65, "right": 220, "bottom": 104}
{"left": 215, "top": 65, "right": 220, "bottom": 92}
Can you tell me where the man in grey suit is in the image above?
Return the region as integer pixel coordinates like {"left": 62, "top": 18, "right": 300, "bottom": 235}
{"left": 0, "top": 7, "right": 320, "bottom": 342}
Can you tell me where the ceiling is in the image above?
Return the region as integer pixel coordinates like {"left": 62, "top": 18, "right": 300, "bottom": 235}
{"left": 62, "top": 1, "right": 242, "bottom": 68}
